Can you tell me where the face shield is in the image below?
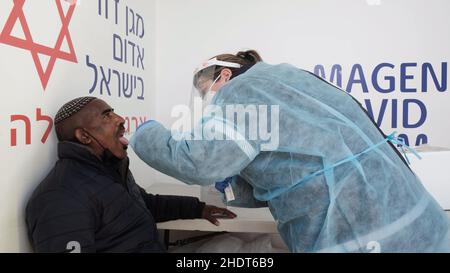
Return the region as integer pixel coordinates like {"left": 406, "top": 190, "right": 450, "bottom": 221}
{"left": 190, "top": 58, "right": 242, "bottom": 109}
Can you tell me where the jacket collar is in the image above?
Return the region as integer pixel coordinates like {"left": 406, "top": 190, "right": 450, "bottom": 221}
{"left": 57, "top": 141, "right": 130, "bottom": 182}
{"left": 58, "top": 141, "right": 102, "bottom": 164}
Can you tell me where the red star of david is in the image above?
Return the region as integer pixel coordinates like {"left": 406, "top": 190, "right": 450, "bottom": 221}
{"left": 0, "top": 0, "right": 78, "bottom": 90}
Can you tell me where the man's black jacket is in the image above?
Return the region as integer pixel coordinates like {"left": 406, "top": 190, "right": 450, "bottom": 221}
{"left": 26, "top": 142, "right": 205, "bottom": 253}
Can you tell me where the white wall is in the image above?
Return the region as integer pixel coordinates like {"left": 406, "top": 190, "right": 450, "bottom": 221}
{"left": 155, "top": 0, "right": 450, "bottom": 150}
{"left": 0, "top": 0, "right": 156, "bottom": 252}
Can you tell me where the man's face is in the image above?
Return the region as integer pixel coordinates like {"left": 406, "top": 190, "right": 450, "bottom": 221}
{"left": 83, "top": 99, "right": 128, "bottom": 159}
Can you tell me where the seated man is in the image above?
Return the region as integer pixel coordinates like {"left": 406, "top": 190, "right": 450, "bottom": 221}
{"left": 26, "top": 97, "right": 236, "bottom": 253}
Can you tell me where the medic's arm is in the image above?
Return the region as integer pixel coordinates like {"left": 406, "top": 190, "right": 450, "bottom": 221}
{"left": 130, "top": 120, "right": 260, "bottom": 186}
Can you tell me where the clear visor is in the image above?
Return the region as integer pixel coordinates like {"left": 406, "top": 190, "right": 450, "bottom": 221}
{"left": 192, "top": 65, "right": 219, "bottom": 100}
{"left": 190, "top": 58, "right": 242, "bottom": 108}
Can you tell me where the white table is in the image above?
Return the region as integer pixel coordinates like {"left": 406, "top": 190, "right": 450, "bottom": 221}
{"left": 157, "top": 207, "right": 278, "bottom": 234}
{"left": 148, "top": 184, "right": 278, "bottom": 249}
{"left": 149, "top": 183, "right": 278, "bottom": 234}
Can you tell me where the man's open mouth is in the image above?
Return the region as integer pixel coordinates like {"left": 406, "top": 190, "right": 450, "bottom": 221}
{"left": 117, "top": 130, "right": 129, "bottom": 149}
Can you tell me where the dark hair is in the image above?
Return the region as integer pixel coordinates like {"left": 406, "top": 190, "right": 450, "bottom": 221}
{"left": 212, "top": 50, "right": 263, "bottom": 79}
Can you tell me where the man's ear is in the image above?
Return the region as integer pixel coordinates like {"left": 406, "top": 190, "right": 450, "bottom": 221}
{"left": 74, "top": 128, "right": 91, "bottom": 145}
{"left": 220, "top": 68, "right": 232, "bottom": 81}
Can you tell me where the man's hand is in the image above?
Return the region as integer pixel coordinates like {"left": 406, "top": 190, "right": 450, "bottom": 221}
{"left": 201, "top": 205, "right": 237, "bottom": 226}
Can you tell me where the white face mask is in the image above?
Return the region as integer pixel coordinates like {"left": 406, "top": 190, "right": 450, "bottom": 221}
{"left": 202, "top": 91, "right": 216, "bottom": 108}
{"left": 207, "top": 74, "right": 222, "bottom": 94}
{"left": 200, "top": 74, "right": 221, "bottom": 108}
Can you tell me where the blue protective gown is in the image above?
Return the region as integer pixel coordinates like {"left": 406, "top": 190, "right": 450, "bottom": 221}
{"left": 130, "top": 62, "right": 450, "bottom": 252}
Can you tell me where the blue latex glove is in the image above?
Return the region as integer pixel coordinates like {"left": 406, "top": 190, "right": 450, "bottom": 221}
{"left": 215, "top": 177, "right": 232, "bottom": 193}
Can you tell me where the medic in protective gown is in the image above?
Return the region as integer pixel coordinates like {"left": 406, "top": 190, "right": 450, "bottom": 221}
{"left": 130, "top": 61, "right": 450, "bottom": 253}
